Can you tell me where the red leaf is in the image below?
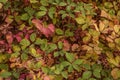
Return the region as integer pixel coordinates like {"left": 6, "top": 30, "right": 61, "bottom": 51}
{"left": 14, "top": 32, "right": 23, "bottom": 42}
{"left": 6, "top": 32, "right": 13, "bottom": 44}
{"left": 0, "top": 40, "right": 5, "bottom": 45}
{"left": 63, "top": 40, "right": 71, "bottom": 51}
{"left": 25, "top": 34, "right": 30, "bottom": 39}
{"left": 32, "top": 19, "right": 55, "bottom": 37}
{"left": 24, "top": 0, "right": 29, "bottom": 5}
{"left": 7, "top": 48, "right": 12, "bottom": 54}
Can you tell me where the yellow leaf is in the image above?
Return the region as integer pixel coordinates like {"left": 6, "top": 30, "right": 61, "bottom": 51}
{"left": 99, "top": 21, "right": 105, "bottom": 32}
{"left": 114, "top": 25, "right": 120, "bottom": 33}
{"left": 111, "top": 68, "right": 120, "bottom": 79}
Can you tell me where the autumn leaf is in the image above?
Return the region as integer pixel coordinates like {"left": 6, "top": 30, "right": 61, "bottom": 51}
{"left": 6, "top": 32, "right": 13, "bottom": 44}
{"left": 44, "top": 76, "right": 50, "bottom": 80}
{"left": 63, "top": 40, "right": 71, "bottom": 51}
{"left": 32, "top": 19, "right": 55, "bottom": 37}
{"left": 14, "top": 32, "right": 23, "bottom": 42}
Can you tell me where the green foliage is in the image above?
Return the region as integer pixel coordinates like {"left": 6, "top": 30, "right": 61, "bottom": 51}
{"left": 0, "top": 71, "right": 12, "bottom": 78}
{"left": 82, "top": 71, "right": 92, "bottom": 79}
{"left": 0, "top": 0, "right": 120, "bottom": 80}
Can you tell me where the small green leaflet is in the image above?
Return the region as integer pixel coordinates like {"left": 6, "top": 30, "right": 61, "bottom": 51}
{"left": 36, "top": 11, "right": 46, "bottom": 18}
{"left": 61, "top": 71, "right": 68, "bottom": 79}
{"left": 56, "top": 28, "right": 64, "bottom": 35}
{"left": 58, "top": 41, "right": 63, "bottom": 49}
{"left": 20, "top": 39, "right": 30, "bottom": 47}
{"left": 20, "top": 13, "right": 29, "bottom": 21}
{"left": 59, "top": 2, "right": 67, "bottom": 6}
{"left": 30, "top": 33, "right": 36, "bottom": 42}
{"left": 73, "top": 59, "right": 83, "bottom": 65}
{"left": 65, "top": 53, "right": 74, "bottom": 62}
{"left": 82, "top": 71, "right": 92, "bottom": 79}
{"left": 75, "top": 17, "right": 86, "bottom": 24}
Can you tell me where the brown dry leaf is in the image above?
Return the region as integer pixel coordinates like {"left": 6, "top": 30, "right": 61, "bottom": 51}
{"left": 99, "top": 21, "right": 105, "bottom": 32}
{"left": 71, "top": 44, "right": 79, "bottom": 51}
{"left": 114, "top": 25, "right": 120, "bottom": 33}
{"left": 101, "top": 10, "right": 111, "bottom": 20}
{"left": 82, "top": 45, "right": 92, "bottom": 51}
{"left": 6, "top": 32, "right": 13, "bottom": 44}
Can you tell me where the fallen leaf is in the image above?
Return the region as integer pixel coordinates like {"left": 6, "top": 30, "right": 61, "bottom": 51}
{"left": 100, "top": 10, "right": 111, "bottom": 20}
{"left": 14, "top": 32, "right": 23, "bottom": 42}
{"left": 99, "top": 21, "right": 105, "bottom": 32}
{"left": 63, "top": 40, "right": 71, "bottom": 51}
{"left": 44, "top": 76, "right": 50, "bottom": 80}
{"left": 111, "top": 68, "right": 120, "bottom": 79}
{"left": 0, "top": 40, "right": 5, "bottom": 45}
{"left": 71, "top": 44, "right": 79, "bottom": 51}
{"left": 32, "top": 19, "right": 55, "bottom": 37}
{"left": 6, "top": 32, "right": 13, "bottom": 44}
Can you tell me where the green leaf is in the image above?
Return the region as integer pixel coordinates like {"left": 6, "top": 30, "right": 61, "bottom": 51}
{"left": 30, "top": 0, "right": 38, "bottom": 3}
{"left": 40, "top": 40, "right": 48, "bottom": 51}
{"left": 73, "top": 59, "right": 83, "bottom": 65}
{"left": 61, "top": 61, "right": 71, "bottom": 67}
{"left": 55, "top": 65, "right": 64, "bottom": 74}
{"left": 21, "top": 53, "right": 28, "bottom": 61}
{"left": 92, "top": 64, "right": 102, "bottom": 72}
{"left": 89, "top": 29, "right": 100, "bottom": 37}
{"left": 75, "top": 17, "right": 86, "bottom": 24}
{"left": 47, "top": 43, "right": 57, "bottom": 53}
{"left": 59, "top": 2, "right": 67, "bottom": 6}
{"left": 12, "top": 45, "right": 21, "bottom": 52}
{"left": 65, "top": 53, "right": 74, "bottom": 62}
{"left": 82, "top": 71, "right": 92, "bottom": 79}
{"left": 56, "top": 28, "right": 64, "bottom": 35}
{"left": 68, "top": 65, "right": 73, "bottom": 72}
{"left": 72, "top": 64, "right": 80, "bottom": 71}
{"left": 13, "top": 72, "right": 20, "bottom": 78}
{"left": 62, "top": 14, "right": 68, "bottom": 19}
{"left": 48, "top": 7, "right": 56, "bottom": 19}
{"left": 29, "top": 47, "right": 40, "bottom": 57}
{"left": 54, "top": 51, "right": 59, "bottom": 57}
{"left": 93, "top": 70, "right": 101, "bottom": 78}
{"left": 89, "top": 78, "right": 97, "bottom": 80}
{"left": 65, "top": 29, "right": 74, "bottom": 37}
{"left": 0, "top": 71, "right": 12, "bottom": 78}
{"left": 61, "top": 71, "right": 68, "bottom": 79}
{"left": 24, "top": 7, "right": 35, "bottom": 16}
{"left": 0, "top": 64, "right": 8, "bottom": 70}
{"left": 20, "top": 13, "right": 29, "bottom": 21}
{"left": 58, "top": 41, "right": 63, "bottom": 49}
{"left": 0, "top": 0, "right": 7, "bottom": 4}
{"left": 36, "top": 11, "right": 46, "bottom": 18}
{"left": 42, "top": 67, "right": 49, "bottom": 74}
{"left": 11, "top": 52, "right": 20, "bottom": 58}
{"left": 35, "top": 38, "right": 42, "bottom": 45}
{"left": 20, "top": 39, "right": 30, "bottom": 47}
{"left": 104, "top": 2, "right": 113, "bottom": 8}
{"left": 40, "top": 0, "right": 48, "bottom": 6}
{"left": 30, "top": 33, "right": 36, "bottom": 42}
{"left": 35, "top": 62, "right": 41, "bottom": 69}
{"left": 39, "top": 6, "right": 47, "bottom": 11}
